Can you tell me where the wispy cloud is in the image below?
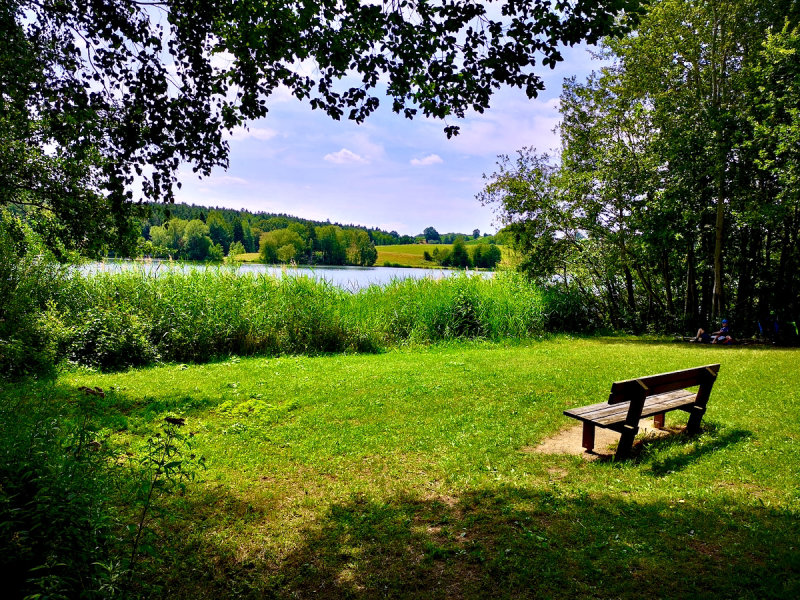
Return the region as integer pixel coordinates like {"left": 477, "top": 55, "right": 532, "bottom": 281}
{"left": 410, "top": 154, "right": 443, "bottom": 166}
{"left": 323, "top": 148, "right": 368, "bottom": 165}
{"left": 228, "top": 126, "right": 279, "bottom": 141}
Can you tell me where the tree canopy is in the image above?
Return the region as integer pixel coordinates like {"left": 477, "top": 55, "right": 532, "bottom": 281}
{"left": 0, "top": 0, "right": 641, "bottom": 255}
{"left": 481, "top": 0, "right": 800, "bottom": 334}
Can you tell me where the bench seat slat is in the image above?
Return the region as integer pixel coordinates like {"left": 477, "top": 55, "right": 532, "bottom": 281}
{"left": 564, "top": 389, "right": 697, "bottom": 427}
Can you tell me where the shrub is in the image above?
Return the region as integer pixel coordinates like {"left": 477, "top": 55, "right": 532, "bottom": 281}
{"left": 69, "top": 307, "right": 157, "bottom": 371}
{"left": 541, "top": 286, "right": 600, "bottom": 332}
{"left": 0, "top": 392, "right": 117, "bottom": 598}
{"left": 0, "top": 211, "right": 67, "bottom": 379}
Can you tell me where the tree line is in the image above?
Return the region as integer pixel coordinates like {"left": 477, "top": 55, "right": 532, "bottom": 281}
{"left": 135, "top": 202, "right": 491, "bottom": 259}
{"left": 423, "top": 238, "right": 502, "bottom": 269}
{"left": 481, "top": 0, "right": 800, "bottom": 338}
{"left": 260, "top": 223, "right": 378, "bottom": 266}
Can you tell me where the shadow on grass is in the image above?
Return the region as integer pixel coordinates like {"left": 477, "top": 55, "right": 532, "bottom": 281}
{"left": 632, "top": 424, "right": 753, "bottom": 477}
{"left": 154, "top": 482, "right": 799, "bottom": 600}
{"left": 586, "top": 336, "right": 785, "bottom": 351}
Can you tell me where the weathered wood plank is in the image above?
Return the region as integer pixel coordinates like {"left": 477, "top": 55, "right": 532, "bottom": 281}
{"left": 565, "top": 389, "right": 696, "bottom": 425}
{"left": 608, "top": 364, "right": 720, "bottom": 404}
{"left": 582, "top": 422, "right": 595, "bottom": 452}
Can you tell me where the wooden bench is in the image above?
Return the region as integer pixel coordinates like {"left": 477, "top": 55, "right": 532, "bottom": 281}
{"left": 563, "top": 364, "right": 720, "bottom": 460}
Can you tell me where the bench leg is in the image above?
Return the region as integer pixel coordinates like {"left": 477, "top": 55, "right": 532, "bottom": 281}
{"left": 653, "top": 413, "right": 665, "bottom": 430}
{"left": 615, "top": 424, "right": 638, "bottom": 461}
{"left": 686, "top": 405, "right": 706, "bottom": 435}
{"left": 582, "top": 422, "right": 596, "bottom": 452}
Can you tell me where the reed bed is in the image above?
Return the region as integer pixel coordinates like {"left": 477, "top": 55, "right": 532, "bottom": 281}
{"left": 51, "top": 266, "right": 562, "bottom": 370}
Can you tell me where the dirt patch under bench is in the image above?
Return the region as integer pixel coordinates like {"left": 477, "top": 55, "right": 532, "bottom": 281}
{"left": 523, "top": 418, "right": 675, "bottom": 461}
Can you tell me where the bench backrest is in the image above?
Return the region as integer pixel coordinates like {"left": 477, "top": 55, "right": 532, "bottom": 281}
{"left": 608, "top": 364, "right": 720, "bottom": 404}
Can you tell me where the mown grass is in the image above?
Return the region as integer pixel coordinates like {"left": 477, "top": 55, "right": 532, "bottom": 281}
{"left": 21, "top": 338, "right": 800, "bottom": 598}
{"left": 376, "top": 244, "right": 445, "bottom": 268}
{"left": 233, "top": 252, "right": 261, "bottom": 263}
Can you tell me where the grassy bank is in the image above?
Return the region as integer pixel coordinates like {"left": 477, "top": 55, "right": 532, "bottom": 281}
{"left": 8, "top": 338, "right": 798, "bottom": 598}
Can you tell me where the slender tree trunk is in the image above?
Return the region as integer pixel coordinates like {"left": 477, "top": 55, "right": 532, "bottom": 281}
{"left": 712, "top": 183, "right": 725, "bottom": 321}
{"left": 662, "top": 249, "right": 674, "bottom": 315}
{"left": 684, "top": 238, "right": 698, "bottom": 326}
{"left": 776, "top": 226, "right": 789, "bottom": 311}
{"left": 624, "top": 265, "right": 636, "bottom": 312}
{"left": 605, "top": 280, "right": 620, "bottom": 329}
{"left": 735, "top": 227, "right": 753, "bottom": 331}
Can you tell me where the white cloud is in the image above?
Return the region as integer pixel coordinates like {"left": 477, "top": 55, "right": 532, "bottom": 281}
{"left": 323, "top": 148, "right": 368, "bottom": 164}
{"left": 410, "top": 154, "right": 443, "bottom": 166}
{"left": 213, "top": 175, "right": 249, "bottom": 185}
{"left": 228, "top": 126, "right": 279, "bottom": 141}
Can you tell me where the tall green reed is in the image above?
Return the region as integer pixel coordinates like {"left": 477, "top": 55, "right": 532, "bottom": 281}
{"left": 54, "top": 267, "right": 551, "bottom": 371}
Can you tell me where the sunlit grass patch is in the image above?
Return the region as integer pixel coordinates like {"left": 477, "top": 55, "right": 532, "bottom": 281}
{"left": 36, "top": 338, "right": 800, "bottom": 598}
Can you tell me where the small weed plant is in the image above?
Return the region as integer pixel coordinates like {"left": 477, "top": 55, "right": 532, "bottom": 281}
{"left": 128, "top": 417, "right": 205, "bottom": 579}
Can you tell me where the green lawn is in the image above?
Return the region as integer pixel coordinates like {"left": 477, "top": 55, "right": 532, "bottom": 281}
{"left": 376, "top": 243, "right": 444, "bottom": 267}
{"left": 37, "top": 339, "right": 800, "bottom": 597}
{"left": 376, "top": 243, "right": 514, "bottom": 268}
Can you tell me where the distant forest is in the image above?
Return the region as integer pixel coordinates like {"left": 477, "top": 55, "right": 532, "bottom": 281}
{"left": 133, "top": 202, "right": 496, "bottom": 264}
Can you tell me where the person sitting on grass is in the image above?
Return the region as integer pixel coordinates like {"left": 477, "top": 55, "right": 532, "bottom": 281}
{"left": 694, "top": 319, "right": 733, "bottom": 344}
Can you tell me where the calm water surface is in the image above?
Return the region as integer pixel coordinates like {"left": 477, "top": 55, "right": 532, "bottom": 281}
{"left": 82, "top": 259, "right": 492, "bottom": 291}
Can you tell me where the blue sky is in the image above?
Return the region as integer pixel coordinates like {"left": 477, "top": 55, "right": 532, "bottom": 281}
{"left": 174, "top": 45, "right": 603, "bottom": 237}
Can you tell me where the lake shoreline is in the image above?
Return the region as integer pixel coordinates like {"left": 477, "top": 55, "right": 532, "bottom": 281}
{"left": 82, "top": 258, "right": 494, "bottom": 290}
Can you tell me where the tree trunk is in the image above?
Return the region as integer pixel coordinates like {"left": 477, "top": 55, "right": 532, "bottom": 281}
{"left": 711, "top": 173, "right": 725, "bottom": 321}
{"left": 624, "top": 265, "right": 636, "bottom": 313}
{"left": 684, "top": 238, "right": 698, "bottom": 327}
{"left": 662, "top": 249, "right": 674, "bottom": 315}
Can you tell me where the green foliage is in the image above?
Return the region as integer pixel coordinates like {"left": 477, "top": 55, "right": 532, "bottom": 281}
{"left": 481, "top": 0, "right": 800, "bottom": 334}
{"left": 69, "top": 307, "right": 157, "bottom": 371}
{"left": 207, "top": 242, "right": 225, "bottom": 262}
{"left": 259, "top": 224, "right": 378, "bottom": 267}
{"left": 37, "top": 268, "right": 583, "bottom": 370}
{"left": 184, "top": 219, "right": 212, "bottom": 260}
{"left": 128, "top": 418, "right": 205, "bottom": 578}
{"left": 423, "top": 226, "right": 441, "bottom": 242}
{"left": 541, "top": 287, "right": 597, "bottom": 332}
{"left": 146, "top": 217, "right": 220, "bottom": 261}
{"left": 3, "top": 1, "right": 639, "bottom": 255}
{"left": 0, "top": 390, "right": 117, "bottom": 598}
{"left": 0, "top": 384, "right": 210, "bottom": 598}
{"left": 471, "top": 243, "right": 502, "bottom": 269}
{"left": 442, "top": 237, "right": 472, "bottom": 269}
{"left": 0, "top": 211, "right": 67, "bottom": 378}
{"left": 371, "top": 272, "right": 548, "bottom": 343}
{"left": 259, "top": 227, "right": 306, "bottom": 263}
{"left": 345, "top": 228, "right": 378, "bottom": 266}
{"left": 228, "top": 240, "right": 247, "bottom": 257}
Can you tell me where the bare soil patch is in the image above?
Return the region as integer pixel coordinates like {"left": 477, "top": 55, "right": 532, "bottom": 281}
{"left": 523, "top": 418, "right": 674, "bottom": 461}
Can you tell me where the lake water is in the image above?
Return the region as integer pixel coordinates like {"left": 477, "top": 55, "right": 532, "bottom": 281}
{"left": 82, "top": 260, "right": 492, "bottom": 291}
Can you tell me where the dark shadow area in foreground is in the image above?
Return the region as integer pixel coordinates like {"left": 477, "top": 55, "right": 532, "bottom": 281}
{"left": 155, "top": 482, "right": 799, "bottom": 600}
